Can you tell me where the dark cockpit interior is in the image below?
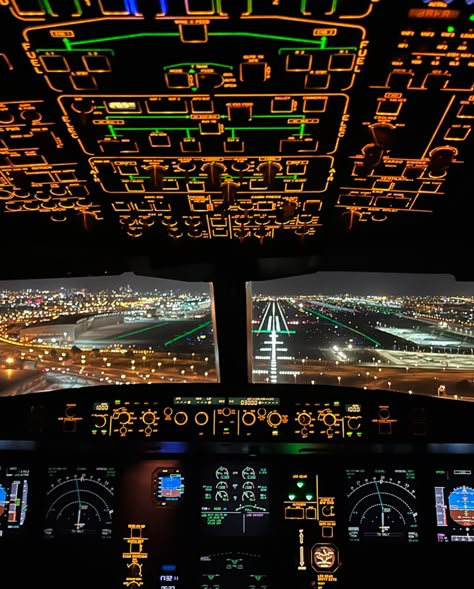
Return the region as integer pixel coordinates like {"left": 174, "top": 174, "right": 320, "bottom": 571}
{"left": 0, "top": 1, "right": 473, "bottom": 587}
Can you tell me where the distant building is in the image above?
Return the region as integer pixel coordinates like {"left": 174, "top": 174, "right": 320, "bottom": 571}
{"left": 19, "top": 313, "right": 124, "bottom": 344}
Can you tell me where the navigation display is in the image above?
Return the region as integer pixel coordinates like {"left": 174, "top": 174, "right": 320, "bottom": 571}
{"left": 201, "top": 464, "right": 269, "bottom": 536}
{"left": 346, "top": 467, "right": 419, "bottom": 542}
{"left": 435, "top": 469, "right": 474, "bottom": 542}
{"left": 44, "top": 466, "right": 115, "bottom": 539}
{"left": 0, "top": 466, "right": 29, "bottom": 538}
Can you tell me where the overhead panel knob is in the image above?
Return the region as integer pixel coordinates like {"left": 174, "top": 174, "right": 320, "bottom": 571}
{"left": 257, "top": 161, "right": 282, "bottom": 187}
{"left": 428, "top": 146, "right": 457, "bottom": 178}
{"left": 202, "top": 162, "right": 226, "bottom": 187}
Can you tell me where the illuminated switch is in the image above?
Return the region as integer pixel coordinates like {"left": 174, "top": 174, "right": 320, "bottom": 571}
{"left": 149, "top": 133, "right": 171, "bottom": 147}
{"left": 39, "top": 55, "right": 70, "bottom": 72}
{"left": 240, "top": 62, "right": 267, "bottom": 84}
{"left": 41, "top": 0, "right": 81, "bottom": 16}
{"left": 404, "top": 166, "right": 424, "bottom": 179}
{"left": 181, "top": 25, "right": 207, "bottom": 42}
{"left": 227, "top": 105, "right": 252, "bottom": 123}
{"left": 303, "top": 97, "right": 328, "bottom": 112}
{"left": 116, "top": 163, "right": 138, "bottom": 175}
{"left": 165, "top": 72, "right": 192, "bottom": 89}
{"left": 224, "top": 137, "right": 244, "bottom": 152}
{"left": 305, "top": 73, "right": 330, "bottom": 90}
{"left": 285, "top": 179, "right": 305, "bottom": 191}
{"left": 70, "top": 73, "right": 97, "bottom": 91}
{"left": 197, "top": 72, "right": 222, "bottom": 92}
{"left": 199, "top": 121, "right": 221, "bottom": 134}
{"left": 448, "top": 72, "right": 474, "bottom": 91}
{"left": 98, "top": 0, "right": 129, "bottom": 14}
{"left": 329, "top": 53, "right": 355, "bottom": 71}
{"left": 185, "top": 0, "right": 215, "bottom": 13}
{"left": 458, "top": 103, "right": 474, "bottom": 118}
{"left": 444, "top": 125, "right": 471, "bottom": 141}
{"left": 285, "top": 507, "right": 305, "bottom": 519}
{"left": 192, "top": 99, "right": 214, "bottom": 113}
{"left": 272, "top": 98, "right": 294, "bottom": 113}
{"left": 376, "top": 100, "right": 402, "bottom": 116}
{"left": 181, "top": 138, "right": 201, "bottom": 152}
{"left": 82, "top": 55, "right": 111, "bottom": 72}
{"left": 147, "top": 97, "right": 188, "bottom": 114}
{"left": 286, "top": 162, "right": 307, "bottom": 175}
{"left": 286, "top": 54, "right": 312, "bottom": 71}
{"left": 281, "top": 137, "right": 317, "bottom": 154}
{"left": 10, "top": 0, "right": 45, "bottom": 15}
{"left": 423, "top": 73, "right": 449, "bottom": 90}
{"left": 387, "top": 71, "right": 413, "bottom": 90}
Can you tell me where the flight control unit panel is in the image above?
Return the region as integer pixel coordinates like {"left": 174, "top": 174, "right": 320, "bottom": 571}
{"left": 1, "top": 385, "right": 474, "bottom": 588}
{"left": 0, "top": 0, "right": 472, "bottom": 251}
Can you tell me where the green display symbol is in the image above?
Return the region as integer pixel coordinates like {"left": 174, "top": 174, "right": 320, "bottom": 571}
{"left": 289, "top": 494, "right": 296, "bottom": 500}
{"left": 297, "top": 481, "right": 305, "bottom": 488}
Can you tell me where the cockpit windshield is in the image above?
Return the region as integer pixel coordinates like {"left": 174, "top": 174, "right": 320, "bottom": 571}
{"left": 0, "top": 273, "right": 217, "bottom": 396}
{"left": 251, "top": 272, "right": 474, "bottom": 400}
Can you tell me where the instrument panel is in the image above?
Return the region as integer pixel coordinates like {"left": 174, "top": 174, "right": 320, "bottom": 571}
{"left": 0, "top": 0, "right": 472, "bottom": 255}
{"left": 1, "top": 452, "right": 473, "bottom": 588}
{"left": 1, "top": 385, "right": 474, "bottom": 587}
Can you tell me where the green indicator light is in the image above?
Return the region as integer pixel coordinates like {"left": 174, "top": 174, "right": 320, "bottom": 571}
{"left": 297, "top": 481, "right": 305, "bottom": 488}
{"left": 447, "top": 26, "right": 455, "bottom": 33}
{"left": 191, "top": 87, "right": 198, "bottom": 92}
{"left": 470, "top": 15, "right": 474, "bottom": 21}
{"left": 115, "top": 400, "right": 121, "bottom": 404}
{"left": 306, "top": 494, "right": 313, "bottom": 500}
{"left": 92, "top": 429, "right": 97, "bottom": 433}
{"left": 189, "top": 69, "right": 196, "bottom": 73}
{"left": 289, "top": 494, "right": 296, "bottom": 500}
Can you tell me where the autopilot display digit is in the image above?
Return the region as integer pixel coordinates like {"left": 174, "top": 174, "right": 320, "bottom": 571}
{"left": 201, "top": 463, "right": 269, "bottom": 536}
{"left": 0, "top": 465, "right": 29, "bottom": 538}
{"left": 435, "top": 468, "right": 474, "bottom": 542}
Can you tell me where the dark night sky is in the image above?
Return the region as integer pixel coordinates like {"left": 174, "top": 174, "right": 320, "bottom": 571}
{"left": 0, "top": 272, "right": 472, "bottom": 296}
{"left": 253, "top": 272, "right": 474, "bottom": 296}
